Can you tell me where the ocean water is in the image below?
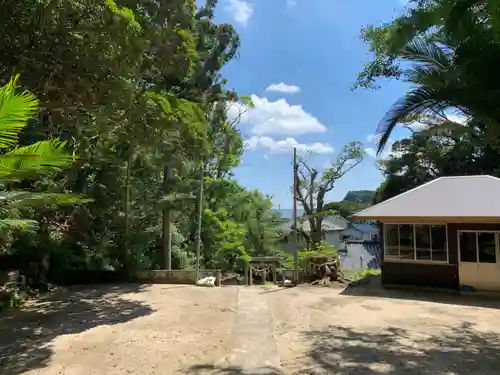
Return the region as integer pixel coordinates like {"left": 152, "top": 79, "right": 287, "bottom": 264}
{"left": 277, "top": 208, "right": 304, "bottom": 219}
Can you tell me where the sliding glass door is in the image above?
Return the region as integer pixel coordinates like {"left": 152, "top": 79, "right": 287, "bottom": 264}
{"left": 458, "top": 231, "right": 500, "bottom": 291}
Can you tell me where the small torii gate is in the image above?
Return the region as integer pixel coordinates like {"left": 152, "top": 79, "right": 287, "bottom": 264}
{"left": 243, "top": 256, "right": 281, "bottom": 286}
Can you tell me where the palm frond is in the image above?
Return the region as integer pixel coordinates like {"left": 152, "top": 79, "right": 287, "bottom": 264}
{"left": 0, "top": 218, "right": 38, "bottom": 233}
{"left": 0, "top": 139, "right": 77, "bottom": 182}
{"left": 405, "top": 64, "right": 454, "bottom": 87}
{"left": 375, "top": 87, "right": 454, "bottom": 154}
{"left": 0, "top": 75, "right": 38, "bottom": 149}
{"left": 401, "top": 38, "right": 454, "bottom": 70}
{"left": 0, "top": 191, "right": 91, "bottom": 208}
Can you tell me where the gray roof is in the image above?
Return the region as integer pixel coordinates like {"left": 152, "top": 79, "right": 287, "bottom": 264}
{"left": 353, "top": 223, "right": 378, "bottom": 233}
{"left": 354, "top": 175, "right": 500, "bottom": 219}
{"left": 279, "top": 216, "right": 347, "bottom": 234}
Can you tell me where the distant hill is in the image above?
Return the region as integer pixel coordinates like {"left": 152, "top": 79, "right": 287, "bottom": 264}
{"left": 321, "top": 190, "right": 376, "bottom": 219}
{"left": 342, "top": 190, "right": 376, "bottom": 204}
{"left": 322, "top": 200, "right": 368, "bottom": 219}
{"left": 276, "top": 190, "right": 375, "bottom": 220}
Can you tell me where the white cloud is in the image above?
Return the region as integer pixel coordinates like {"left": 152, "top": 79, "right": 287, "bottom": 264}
{"left": 365, "top": 134, "right": 395, "bottom": 160}
{"left": 407, "top": 122, "right": 427, "bottom": 131}
{"left": 225, "top": 0, "right": 253, "bottom": 26}
{"left": 364, "top": 147, "right": 376, "bottom": 158}
{"left": 265, "top": 82, "right": 301, "bottom": 94}
{"left": 226, "top": 100, "right": 247, "bottom": 124}
{"left": 228, "top": 95, "right": 327, "bottom": 136}
{"left": 365, "top": 145, "right": 395, "bottom": 160}
{"left": 245, "top": 136, "right": 334, "bottom": 154}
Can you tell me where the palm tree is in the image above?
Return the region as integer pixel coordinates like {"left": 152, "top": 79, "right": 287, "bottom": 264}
{"left": 0, "top": 75, "right": 88, "bottom": 233}
{"left": 374, "top": 0, "right": 500, "bottom": 154}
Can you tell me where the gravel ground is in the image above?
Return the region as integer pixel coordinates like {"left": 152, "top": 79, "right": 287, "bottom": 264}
{"left": 3, "top": 283, "right": 500, "bottom": 375}
{"left": 267, "top": 285, "right": 500, "bottom": 374}
{"left": 0, "top": 284, "right": 238, "bottom": 375}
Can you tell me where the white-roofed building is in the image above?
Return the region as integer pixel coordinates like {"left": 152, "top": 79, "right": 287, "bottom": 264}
{"left": 353, "top": 175, "right": 500, "bottom": 292}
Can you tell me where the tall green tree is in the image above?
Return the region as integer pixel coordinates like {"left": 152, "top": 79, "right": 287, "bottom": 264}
{"left": 356, "top": 0, "right": 500, "bottom": 155}
{"left": 0, "top": 0, "right": 283, "bottom": 281}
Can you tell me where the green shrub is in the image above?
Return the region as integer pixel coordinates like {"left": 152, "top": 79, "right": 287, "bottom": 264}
{"left": 343, "top": 268, "right": 381, "bottom": 281}
{"left": 0, "top": 286, "right": 27, "bottom": 312}
{"left": 280, "top": 241, "right": 338, "bottom": 273}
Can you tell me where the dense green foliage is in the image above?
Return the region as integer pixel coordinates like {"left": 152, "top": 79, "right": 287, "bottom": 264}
{"left": 0, "top": 0, "right": 282, "bottom": 286}
{"left": 357, "top": 0, "right": 500, "bottom": 203}
{"left": 322, "top": 201, "right": 369, "bottom": 219}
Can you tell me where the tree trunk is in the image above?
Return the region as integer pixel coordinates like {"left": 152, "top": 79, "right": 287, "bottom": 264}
{"left": 123, "top": 154, "right": 131, "bottom": 272}
{"left": 162, "top": 165, "right": 172, "bottom": 270}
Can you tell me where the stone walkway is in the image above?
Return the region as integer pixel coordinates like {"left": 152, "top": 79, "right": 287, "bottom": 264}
{"left": 229, "top": 287, "right": 283, "bottom": 374}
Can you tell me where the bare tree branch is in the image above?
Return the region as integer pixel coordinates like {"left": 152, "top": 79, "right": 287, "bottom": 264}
{"left": 291, "top": 141, "right": 364, "bottom": 248}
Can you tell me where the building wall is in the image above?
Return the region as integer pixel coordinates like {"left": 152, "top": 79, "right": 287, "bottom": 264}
{"left": 341, "top": 228, "right": 375, "bottom": 241}
{"left": 340, "top": 227, "right": 362, "bottom": 241}
{"left": 380, "top": 221, "right": 459, "bottom": 289}
{"left": 381, "top": 221, "right": 500, "bottom": 289}
{"left": 383, "top": 262, "right": 459, "bottom": 289}
{"left": 325, "top": 231, "right": 342, "bottom": 249}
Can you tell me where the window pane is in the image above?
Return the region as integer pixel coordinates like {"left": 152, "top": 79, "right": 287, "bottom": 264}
{"left": 430, "top": 225, "right": 447, "bottom": 261}
{"left": 399, "top": 224, "right": 414, "bottom": 259}
{"left": 385, "top": 224, "right": 399, "bottom": 258}
{"left": 478, "top": 232, "right": 496, "bottom": 263}
{"left": 415, "top": 224, "right": 431, "bottom": 260}
{"left": 460, "top": 232, "right": 477, "bottom": 262}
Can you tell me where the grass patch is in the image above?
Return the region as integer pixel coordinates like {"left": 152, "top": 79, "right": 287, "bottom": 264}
{"left": 343, "top": 268, "right": 381, "bottom": 282}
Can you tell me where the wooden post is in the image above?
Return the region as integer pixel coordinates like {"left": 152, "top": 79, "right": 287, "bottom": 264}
{"left": 272, "top": 263, "right": 277, "bottom": 284}
{"left": 215, "top": 269, "right": 221, "bottom": 286}
{"left": 244, "top": 263, "right": 249, "bottom": 285}
{"left": 249, "top": 265, "right": 253, "bottom": 286}
{"left": 292, "top": 147, "right": 299, "bottom": 284}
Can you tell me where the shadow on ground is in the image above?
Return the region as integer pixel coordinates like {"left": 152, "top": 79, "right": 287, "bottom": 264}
{"left": 341, "top": 275, "right": 500, "bottom": 309}
{"left": 0, "top": 283, "right": 154, "bottom": 375}
{"left": 302, "top": 322, "right": 500, "bottom": 374}
{"left": 187, "top": 364, "right": 283, "bottom": 375}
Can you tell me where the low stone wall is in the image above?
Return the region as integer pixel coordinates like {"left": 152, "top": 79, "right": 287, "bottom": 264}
{"left": 135, "top": 269, "right": 222, "bottom": 286}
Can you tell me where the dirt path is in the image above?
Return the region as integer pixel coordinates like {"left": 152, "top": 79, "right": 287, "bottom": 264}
{"left": 228, "top": 287, "right": 282, "bottom": 374}
{"left": 267, "top": 285, "right": 500, "bottom": 374}
{"left": 0, "top": 284, "right": 238, "bottom": 375}
{"left": 6, "top": 283, "right": 499, "bottom": 375}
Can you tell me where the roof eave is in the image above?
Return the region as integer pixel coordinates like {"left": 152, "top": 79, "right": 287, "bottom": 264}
{"left": 352, "top": 215, "right": 500, "bottom": 223}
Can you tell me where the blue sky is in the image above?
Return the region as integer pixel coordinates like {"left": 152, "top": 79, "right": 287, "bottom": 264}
{"left": 214, "top": 0, "right": 412, "bottom": 208}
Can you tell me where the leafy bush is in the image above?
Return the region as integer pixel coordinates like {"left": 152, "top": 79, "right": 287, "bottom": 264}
{"left": 344, "top": 268, "right": 381, "bottom": 281}
{"left": 0, "top": 285, "right": 27, "bottom": 312}
{"left": 280, "top": 241, "right": 338, "bottom": 273}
